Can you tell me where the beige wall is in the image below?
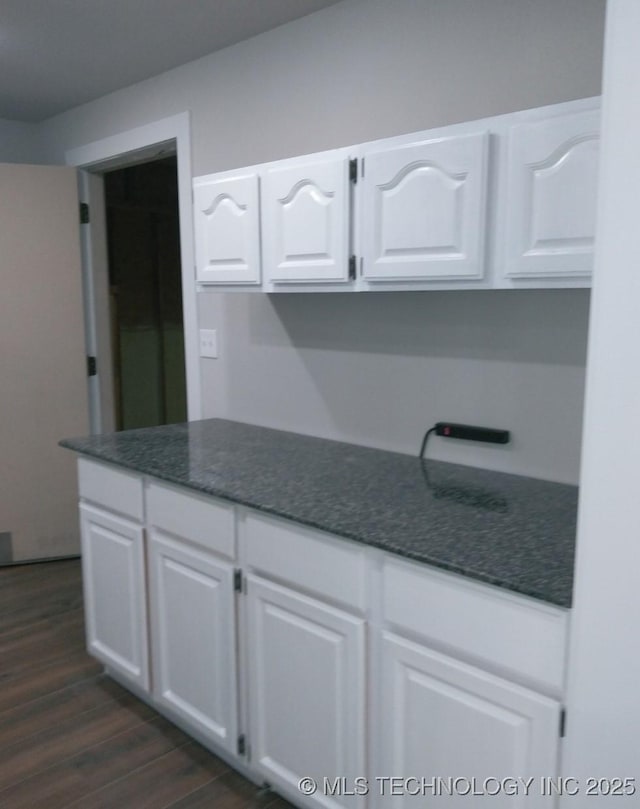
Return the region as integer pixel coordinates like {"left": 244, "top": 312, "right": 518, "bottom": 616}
{"left": 0, "top": 164, "right": 89, "bottom": 561}
{"left": 37, "top": 0, "right": 606, "bottom": 482}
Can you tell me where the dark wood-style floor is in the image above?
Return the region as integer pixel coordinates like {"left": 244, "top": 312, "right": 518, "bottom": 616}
{"left": 0, "top": 559, "right": 293, "bottom": 809}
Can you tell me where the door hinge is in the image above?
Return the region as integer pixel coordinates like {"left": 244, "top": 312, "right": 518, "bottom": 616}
{"left": 349, "top": 255, "right": 357, "bottom": 281}
{"left": 234, "top": 568, "right": 243, "bottom": 593}
{"left": 559, "top": 707, "right": 566, "bottom": 738}
{"left": 349, "top": 158, "right": 358, "bottom": 184}
{"left": 80, "top": 202, "right": 90, "bottom": 224}
{"left": 237, "top": 733, "right": 247, "bottom": 756}
{"left": 87, "top": 356, "right": 97, "bottom": 377}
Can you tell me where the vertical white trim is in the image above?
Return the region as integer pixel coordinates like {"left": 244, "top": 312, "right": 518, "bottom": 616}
{"left": 562, "top": 0, "right": 640, "bottom": 792}
{"left": 65, "top": 112, "right": 202, "bottom": 422}
{"left": 76, "top": 169, "right": 101, "bottom": 433}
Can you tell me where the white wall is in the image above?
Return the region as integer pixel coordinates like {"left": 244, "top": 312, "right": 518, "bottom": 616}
{"left": 38, "top": 0, "right": 606, "bottom": 483}
{"left": 198, "top": 289, "right": 590, "bottom": 482}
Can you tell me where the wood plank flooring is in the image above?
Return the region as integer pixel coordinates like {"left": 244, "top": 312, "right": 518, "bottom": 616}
{"left": 0, "top": 559, "right": 293, "bottom": 809}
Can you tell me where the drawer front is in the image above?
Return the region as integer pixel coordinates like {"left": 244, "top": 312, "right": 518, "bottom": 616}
{"left": 382, "top": 556, "right": 568, "bottom": 695}
{"left": 78, "top": 458, "right": 143, "bottom": 521}
{"left": 146, "top": 480, "right": 235, "bottom": 560}
{"left": 243, "top": 510, "right": 367, "bottom": 613}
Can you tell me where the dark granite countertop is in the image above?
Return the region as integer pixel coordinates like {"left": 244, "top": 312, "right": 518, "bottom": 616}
{"left": 60, "top": 419, "right": 578, "bottom": 608}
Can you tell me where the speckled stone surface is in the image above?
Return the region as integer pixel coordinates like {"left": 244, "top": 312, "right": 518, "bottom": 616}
{"left": 60, "top": 419, "right": 578, "bottom": 608}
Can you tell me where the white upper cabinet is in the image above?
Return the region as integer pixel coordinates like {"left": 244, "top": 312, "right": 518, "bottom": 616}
{"left": 192, "top": 97, "right": 600, "bottom": 291}
{"left": 193, "top": 172, "right": 261, "bottom": 285}
{"left": 362, "top": 131, "right": 489, "bottom": 282}
{"left": 502, "top": 109, "right": 600, "bottom": 281}
{"left": 261, "top": 154, "right": 353, "bottom": 285}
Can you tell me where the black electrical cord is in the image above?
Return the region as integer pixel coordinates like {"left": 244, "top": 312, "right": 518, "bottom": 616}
{"left": 419, "top": 426, "right": 437, "bottom": 460}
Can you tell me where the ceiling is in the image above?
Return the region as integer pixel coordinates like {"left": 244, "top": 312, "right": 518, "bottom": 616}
{"left": 0, "top": 0, "right": 343, "bottom": 122}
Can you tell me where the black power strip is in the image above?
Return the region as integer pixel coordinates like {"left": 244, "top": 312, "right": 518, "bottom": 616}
{"left": 434, "top": 422, "right": 510, "bottom": 444}
{"left": 420, "top": 422, "right": 510, "bottom": 459}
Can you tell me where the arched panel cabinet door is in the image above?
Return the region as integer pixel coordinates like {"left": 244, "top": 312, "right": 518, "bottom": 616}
{"left": 261, "top": 154, "right": 352, "bottom": 284}
{"left": 361, "top": 131, "right": 489, "bottom": 282}
{"left": 503, "top": 109, "right": 600, "bottom": 280}
{"left": 193, "top": 172, "right": 261, "bottom": 285}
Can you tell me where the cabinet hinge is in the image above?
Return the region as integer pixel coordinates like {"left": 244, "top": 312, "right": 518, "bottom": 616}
{"left": 349, "top": 158, "right": 358, "bottom": 184}
{"left": 237, "top": 733, "right": 247, "bottom": 756}
{"left": 87, "top": 356, "right": 97, "bottom": 377}
{"left": 79, "top": 202, "right": 90, "bottom": 224}
{"left": 349, "top": 255, "right": 357, "bottom": 281}
{"left": 559, "top": 707, "right": 566, "bottom": 738}
{"left": 234, "top": 568, "right": 243, "bottom": 593}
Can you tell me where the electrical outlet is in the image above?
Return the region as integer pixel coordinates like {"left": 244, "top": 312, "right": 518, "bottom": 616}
{"left": 199, "top": 329, "right": 218, "bottom": 358}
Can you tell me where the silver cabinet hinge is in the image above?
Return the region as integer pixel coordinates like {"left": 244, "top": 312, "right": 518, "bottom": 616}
{"left": 349, "top": 255, "right": 357, "bottom": 281}
{"left": 87, "top": 356, "right": 97, "bottom": 377}
{"left": 349, "top": 158, "right": 358, "bottom": 184}
{"left": 80, "top": 202, "right": 90, "bottom": 224}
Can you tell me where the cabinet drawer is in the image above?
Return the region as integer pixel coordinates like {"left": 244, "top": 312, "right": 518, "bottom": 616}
{"left": 78, "top": 458, "right": 143, "bottom": 521}
{"left": 146, "top": 480, "right": 235, "bottom": 560}
{"left": 382, "top": 556, "right": 568, "bottom": 695}
{"left": 243, "top": 511, "right": 367, "bottom": 612}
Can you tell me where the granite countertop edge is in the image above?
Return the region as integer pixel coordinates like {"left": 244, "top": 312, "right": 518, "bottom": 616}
{"left": 60, "top": 420, "right": 577, "bottom": 609}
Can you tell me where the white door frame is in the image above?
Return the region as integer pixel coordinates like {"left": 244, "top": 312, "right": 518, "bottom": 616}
{"left": 65, "top": 112, "right": 201, "bottom": 429}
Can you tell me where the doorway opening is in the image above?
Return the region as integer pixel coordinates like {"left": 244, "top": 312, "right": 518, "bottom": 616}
{"left": 103, "top": 156, "right": 187, "bottom": 430}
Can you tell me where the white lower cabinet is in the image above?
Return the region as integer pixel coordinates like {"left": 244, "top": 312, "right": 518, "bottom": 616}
{"left": 377, "top": 632, "right": 560, "bottom": 807}
{"left": 148, "top": 530, "right": 238, "bottom": 754}
{"left": 145, "top": 480, "right": 238, "bottom": 754}
{"left": 246, "top": 574, "right": 367, "bottom": 808}
{"left": 76, "top": 459, "right": 568, "bottom": 809}
{"left": 374, "top": 557, "right": 567, "bottom": 808}
{"left": 79, "top": 502, "right": 149, "bottom": 692}
{"left": 242, "top": 509, "right": 368, "bottom": 807}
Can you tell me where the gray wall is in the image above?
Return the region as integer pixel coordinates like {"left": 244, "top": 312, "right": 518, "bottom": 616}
{"left": 0, "top": 119, "right": 44, "bottom": 163}
{"left": 39, "top": 0, "right": 606, "bottom": 483}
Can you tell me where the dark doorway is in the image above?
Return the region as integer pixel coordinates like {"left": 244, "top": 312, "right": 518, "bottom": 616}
{"left": 104, "top": 156, "right": 187, "bottom": 430}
